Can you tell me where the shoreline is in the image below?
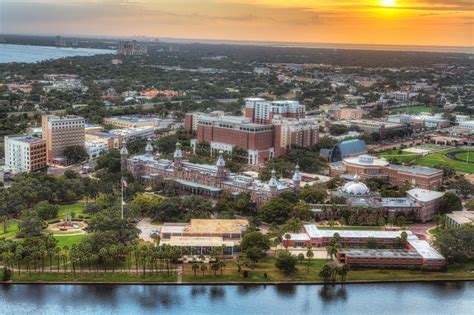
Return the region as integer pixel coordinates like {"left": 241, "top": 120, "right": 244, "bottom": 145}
{"left": 2, "top": 278, "right": 473, "bottom": 286}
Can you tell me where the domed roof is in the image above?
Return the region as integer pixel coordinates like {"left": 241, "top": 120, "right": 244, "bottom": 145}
{"left": 341, "top": 180, "right": 370, "bottom": 196}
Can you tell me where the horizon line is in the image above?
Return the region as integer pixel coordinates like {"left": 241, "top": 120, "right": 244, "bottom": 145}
{"left": 2, "top": 32, "right": 473, "bottom": 54}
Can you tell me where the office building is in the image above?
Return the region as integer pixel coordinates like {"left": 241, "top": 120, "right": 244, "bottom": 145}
{"left": 4, "top": 135, "right": 47, "bottom": 173}
{"left": 103, "top": 116, "right": 161, "bottom": 128}
{"left": 244, "top": 98, "right": 305, "bottom": 124}
{"left": 185, "top": 99, "right": 317, "bottom": 164}
{"left": 329, "top": 154, "right": 443, "bottom": 190}
{"left": 110, "top": 126, "right": 155, "bottom": 141}
{"left": 283, "top": 224, "right": 445, "bottom": 270}
{"left": 41, "top": 115, "right": 85, "bottom": 165}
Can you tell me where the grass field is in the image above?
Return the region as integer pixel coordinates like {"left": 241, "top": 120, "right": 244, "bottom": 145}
{"left": 379, "top": 148, "right": 474, "bottom": 174}
{"left": 0, "top": 219, "right": 20, "bottom": 239}
{"left": 391, "top": 106, "right": 433, "bottom": 114}
{"left": 5, "top": 272, "right": 177, "bottom": 283}
{"left": 455, "top": 152, "right": 473, "bottom": 164}
{"left": 57, "top": 202, "right": 86, "bottom": 219}
{"left": 2, "top": 257, "right": 473, "bottom": 284}
{"left": 415, "top": 150, "right": 473, "bottom": 174}
{"left": 54, "top": 234, "right": 87, "bottom": 248}
{"left": 182, "top": 258, "right": 474, "bottom": 283}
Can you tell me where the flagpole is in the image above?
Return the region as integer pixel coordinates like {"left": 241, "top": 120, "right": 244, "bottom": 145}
{"left": 121, "top": 175, "right": 124, "bottom": 220}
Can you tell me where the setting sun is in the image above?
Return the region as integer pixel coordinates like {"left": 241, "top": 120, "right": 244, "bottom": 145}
{"left": 381, "top": 0, "right": 397, "bottom": 6}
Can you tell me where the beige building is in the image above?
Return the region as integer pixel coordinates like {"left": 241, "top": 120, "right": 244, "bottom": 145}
{"left": 41, "top": 115, "right": 85, "bottom": 165}
{"left": 103, "top": 116, "right": 160, "bottom": 128}
{"left": 336, "top": 107, "right": 365, "bottom": 120}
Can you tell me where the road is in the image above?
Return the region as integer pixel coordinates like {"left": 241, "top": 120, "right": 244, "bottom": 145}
{"left": 136, "top": 218, "right": 162, "bottom": 242}
{"left": 48, "top": 159, "right": 97, "bottom": 177}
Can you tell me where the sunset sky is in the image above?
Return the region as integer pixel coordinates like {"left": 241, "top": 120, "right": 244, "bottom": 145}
{"left": 1, "top": 0, "right": 472, "bottom": 47}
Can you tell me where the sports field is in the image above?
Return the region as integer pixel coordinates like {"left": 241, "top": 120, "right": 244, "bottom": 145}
{"left": 380, "top": 147, "right": 473, "bottom": 174}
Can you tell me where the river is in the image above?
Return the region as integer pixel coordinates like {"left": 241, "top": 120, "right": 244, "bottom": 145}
{"left": 0, "top": 282, "right": 472, "bottom": 314}
{"left": 0, "top": 44, "right": 114, "bottom": 63}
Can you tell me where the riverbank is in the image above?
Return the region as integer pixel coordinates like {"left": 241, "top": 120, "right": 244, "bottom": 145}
{"left": 2, "top": 259, "right": 473, "bottom": 285}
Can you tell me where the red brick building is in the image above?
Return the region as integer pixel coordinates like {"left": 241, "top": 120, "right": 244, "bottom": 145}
{"left": 185, "top": 99, "right": 318, "bottom": 164}
{"left": 283, "top": 224, "right": 445, "bottom": 270}
{"left": 329, "top": 154, "right": 443, "bottom": 190}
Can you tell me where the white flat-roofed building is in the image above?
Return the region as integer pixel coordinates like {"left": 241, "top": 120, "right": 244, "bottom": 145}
{"left": 4, "top": 135, "right": 47, "bottom": 173}
{"left": 110, "top": 126, "right": 155, "bottom": 141}
{"left": 446, "top": 211, "right": 474, "bottom": 228}
{"left": 459, "top": 120, "right": 474, "bottom": 130}
{"left": 85, "top": 140, "right": 108, "bottom": 160}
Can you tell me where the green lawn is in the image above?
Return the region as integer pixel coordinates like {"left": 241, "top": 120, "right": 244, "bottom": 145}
{"left": 54, "top": 234, "right": 87, "bottom": 248}
{"left": 57, "top": 202, "right": 86, "bottom": 219}
{"left": 379, "top": 149, "right": 421, "bottom": 163}
{"left": 182, "top": 257, "right": 474, "bottom": 283}
{"left": 391, "top": 106, "right": 433, "bottom": 114}
{"left": 428, "top": 227, "right": 441, "bottom": 237}
{"left": 5, "top": 272, "right": 177, "bottom": 283}
{"left": 416, "top": 150, "right": 473, "bottom": 174}
{"left": 0, "top": 219, "right": 20, "bottom": 239}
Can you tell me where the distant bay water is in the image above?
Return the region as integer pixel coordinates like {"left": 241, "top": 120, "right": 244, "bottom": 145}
{"left": 0, "top": 44, "right": 114, "bottom": 63}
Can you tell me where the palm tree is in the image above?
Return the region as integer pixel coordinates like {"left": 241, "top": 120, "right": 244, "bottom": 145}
{"left": 273, "top": 238, "right": 281, "bottom": 256}
{"left": 54, "top": 247, "right": 61, "bottom": 273}
{"left": 338, "top": 263, "right": 350, "bottom": 282}
{"left": 99, "top": 247, "right": 108, "bottom": 273}
{"left": 218, "top": 260, "right": 226, "bottom": 276}
{"left": 192, "top": 262, "right": 200, "bottom": 277}
{"left": 151, "top": 233, "right": 161, "bottom": 247}
{"left": 62, "top": 245, "right": 69, "bottom": 274}
{"left": 211, "top": 262, "right": 219, "bottom": 276}
{"left": 306, "top": 247, "right": 314, "bottom": 274}
{"left": 284, "top": 233, "right": 291, "bottom": 250}
{"left": 109, "top": 245, "right": 118, "bottom": 274}
{"left": 200, "top": 263, "right": 207, "bottom": 276}
{"left": 319, "top": 264, "right": 332, "bottom": 283}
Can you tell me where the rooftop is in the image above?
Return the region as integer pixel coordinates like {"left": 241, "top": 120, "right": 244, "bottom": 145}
{"left": 407, "top": 238, "right": 445, "bottom": 260}
{"left": 106, "top": 116, "right": 161, "bottom": 123}
{"left": 161, "top": 236, "right": 236, "bottom": 247}
{"left": 345, "top": 155, "right": 389, "bottom": 167}
{"left": 304, "top": 224, "right": 413, "bottom": 239}
{"left": 7, "top": 135, "right": 44, "bottom": 144}
{"left": 446, "top": 211, "right": 474, "bottom": 225}
{"left": 406, "top": 188, "right": 444, "bottom": 202}
{"left": 388, "top": 164, "right": 442, "bottom": 176}
{"left": 185, "top": 219, "right": 249, "bottom": 234}
{"left": 340, "top": 248, "right": 422, "bottom": 259}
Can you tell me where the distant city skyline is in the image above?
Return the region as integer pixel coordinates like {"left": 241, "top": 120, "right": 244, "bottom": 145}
{"left": 1, "top": 0, "right": 473, "bottom": 47}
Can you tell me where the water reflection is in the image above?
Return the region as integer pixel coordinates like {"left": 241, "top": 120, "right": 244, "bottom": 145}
{"left": 237, "top": 284, "right": 265, "bottom": 295}
{"left": 318, "top": 284, "right": 348, "bottom": 302}
{"left": 0, "top": 282, "right": 472, "bottom": 315}
{"left": 209, "top": 286, "right": 226, "bottom": 301}
{"left": 275, "top": 284, "right": 296, "bottom": 298}
{"left": 191, "top": 286, "right": 207, "bottom": 297}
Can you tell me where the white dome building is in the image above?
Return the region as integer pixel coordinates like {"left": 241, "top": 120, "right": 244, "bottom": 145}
{"left": 340, "top": 174, "right": 370, "bottom": 196}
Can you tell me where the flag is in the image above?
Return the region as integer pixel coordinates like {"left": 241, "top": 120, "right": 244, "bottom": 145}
{"left": 122, "top": 201, "right": 126, "bottom": 206}
{"left": 122, "top": 179, "right": 128, "bottom": 188}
